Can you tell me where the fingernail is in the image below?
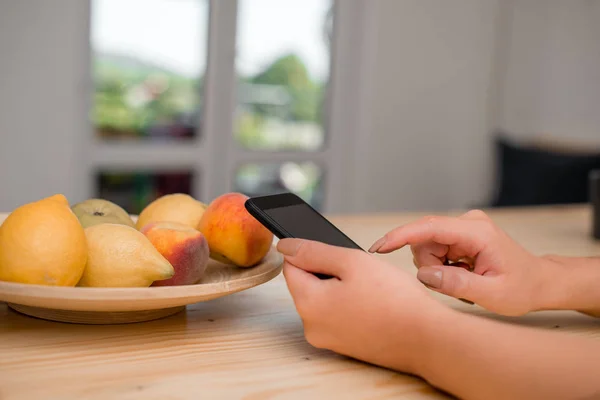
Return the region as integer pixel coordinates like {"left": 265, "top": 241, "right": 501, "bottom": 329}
{"left": 368, "top": 236, "right": 387, "bottom": 253}
{"left": 417, "top": 268, "right": 443, "bottom": 289}
{"left": 277, "top": 238, "right": 301, "bottom": 256}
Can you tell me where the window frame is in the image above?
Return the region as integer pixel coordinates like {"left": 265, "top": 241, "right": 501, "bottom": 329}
{"left": 82, "top": 0, "right": 372, "bottom": 213}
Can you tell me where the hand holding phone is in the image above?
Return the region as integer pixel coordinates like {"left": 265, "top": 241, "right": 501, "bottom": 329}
{"left": 245, "top": 193, "right": 363, "bottom": 279}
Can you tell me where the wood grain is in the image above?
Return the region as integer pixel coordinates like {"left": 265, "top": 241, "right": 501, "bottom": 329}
{"left": 1, "top": 205, "right": 600, "bottom": 399}
{"left": 7, "top": 304, "right": 186, "bottom": 324}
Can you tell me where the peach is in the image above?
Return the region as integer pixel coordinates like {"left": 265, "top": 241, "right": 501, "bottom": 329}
{"left": 136, "top": 193, "right": 207, "bottom": 231}
{"left": 198, "top": 192, "right": 273, "bottom": 267}
{"left": 140, "top": 221, "right": 209, "bottom": 286}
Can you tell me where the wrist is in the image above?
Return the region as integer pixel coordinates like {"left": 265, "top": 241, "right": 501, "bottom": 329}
{"left": 406, "top": 303, "right": 458, "bottom": 379}
{"left": 530, "top": 255, "right": 567, "bottom": 312}
{"left": 411, "top": 305, "right": 471, "bottom": 391}
{"left": 534, "top": 255, "right": 600, "bottom": 314}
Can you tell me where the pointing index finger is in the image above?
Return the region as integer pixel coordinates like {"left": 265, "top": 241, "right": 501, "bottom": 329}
{"left": 373, "top": 216, "right": 487, "bottom": 257}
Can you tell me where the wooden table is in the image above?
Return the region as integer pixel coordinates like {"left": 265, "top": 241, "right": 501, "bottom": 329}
{"left": 2, "top": 205, "right": 600, "bottom": 399}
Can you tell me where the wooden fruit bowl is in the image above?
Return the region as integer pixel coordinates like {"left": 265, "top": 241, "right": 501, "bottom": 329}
{"left": 0, "top": 213, "right": 283, "bottom": 324}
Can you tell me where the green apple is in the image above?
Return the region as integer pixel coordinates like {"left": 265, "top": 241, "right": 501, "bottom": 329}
{"left": 71, "top": 199, "right": 135, "bottom": 229}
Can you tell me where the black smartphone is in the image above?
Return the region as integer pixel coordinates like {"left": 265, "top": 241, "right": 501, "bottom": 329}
{"left": 245, "top": 192, "right": 363, "bottom": 279}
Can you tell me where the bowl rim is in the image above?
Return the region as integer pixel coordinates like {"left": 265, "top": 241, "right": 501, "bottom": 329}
{"left": 0, "top": 250, "right": 283, "bottom": 302}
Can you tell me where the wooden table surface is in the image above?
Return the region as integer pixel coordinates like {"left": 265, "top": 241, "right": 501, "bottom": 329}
{"left": 2, "top": 205, "right": 600, "bottom": 399}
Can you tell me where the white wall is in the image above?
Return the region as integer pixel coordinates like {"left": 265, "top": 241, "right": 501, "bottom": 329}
{"left": 352, "top": 0, "right": 600, "bottom": 213}
{"left": 353, "top": 0, "right": 501, "bottom": 212}
{"left": 0, "top": 0, "right": 506, "bottom": 213}
{"left": 500, "top": 0, "right": 600, "bottom": 146}
{"left": 1, "top": 1, "right": 599, "bottom": 214}
{"left": 0, "top": 0, "right": 90, "bottom": 211}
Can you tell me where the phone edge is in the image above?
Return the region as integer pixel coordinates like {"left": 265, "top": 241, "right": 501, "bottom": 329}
{"left": 244, "top": 198, "right": 333, "bottom": 280}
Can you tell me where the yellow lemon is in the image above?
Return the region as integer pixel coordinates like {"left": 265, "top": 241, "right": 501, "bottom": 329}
{"left": 0, "top": 194, "right": 88, "bottom": 286}
{"left": 78, "top": 223, "right": 174, "bottom": 287}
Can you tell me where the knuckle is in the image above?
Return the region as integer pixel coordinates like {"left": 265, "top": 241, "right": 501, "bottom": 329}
{"left": 293, "top": 240, "right": 308, "bottom": 259}
{"left": 424, "top": 215, "right": 438, "bottom": 223}
{"left": 464, "top": 209, "right": 488, "bottom": 219}
{"left": 479, "top": 220, "right": 497, "bottom": 239}
{"left": 444, "top": 271, "right": 470, "bottom": 297}
{"left": 423, "top": 215, "right": 438, "bottom": 228}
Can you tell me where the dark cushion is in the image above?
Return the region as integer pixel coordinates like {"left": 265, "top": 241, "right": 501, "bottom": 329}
{"left": 491, "top": 136, "right": 600, "bottom": 207}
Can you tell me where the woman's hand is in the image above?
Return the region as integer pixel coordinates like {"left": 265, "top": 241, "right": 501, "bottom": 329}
{"left": 368, "top": 210, "right": 558, "bottom": 316}
{"left": 278, "top": 234, "right": 600, "bottom": 400}
{"left": 277, "top": 238, "right": 447, "bottom": 376}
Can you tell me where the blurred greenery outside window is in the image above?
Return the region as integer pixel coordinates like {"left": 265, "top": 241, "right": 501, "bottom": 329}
{"left": 92, "top": 0, "right": 332, "bottom": 209}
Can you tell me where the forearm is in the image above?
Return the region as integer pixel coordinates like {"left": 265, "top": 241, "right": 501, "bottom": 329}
{"left": 536, "top": 256, "right": 600, "bottom": 317}
{"left": 416, "top": 309, "right": 600, "bottom": 400}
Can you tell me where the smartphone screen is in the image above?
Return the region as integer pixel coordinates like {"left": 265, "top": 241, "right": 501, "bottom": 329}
{"left": 263, "top": 204, "right": 361, "bottom": 249}
{"left": 246, "top": 193, "right": 363, "bottom": 251}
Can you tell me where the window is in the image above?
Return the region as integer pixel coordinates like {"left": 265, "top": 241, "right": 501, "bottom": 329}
{"left": 234, "top": 0, "right": 332, "bottom": 152}
{"left": 85, "top": 0, "right": 365, "bottom": 213}
{"left": 91, "top": 0, "right": 209, "bottom": 141}
{"left": 234, "top": 162, "right": 324, "bottom": 209}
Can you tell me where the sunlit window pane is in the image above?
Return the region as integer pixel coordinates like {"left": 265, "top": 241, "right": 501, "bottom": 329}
{"left": 234, "top": 0, "right": 333, "bottom": 151}
{"left": 91, "top": 0, "right": 208, "bottom": 140}
{"left": 234, "top": 162, "right": 324, "bottom": 210}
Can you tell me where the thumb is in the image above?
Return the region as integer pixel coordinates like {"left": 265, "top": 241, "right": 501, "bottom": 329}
{"left": 277, "top": 238, "right": 363, "bottom": 279}
{"left": 417, "top": 265, "right": 492, "bottom": 302}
